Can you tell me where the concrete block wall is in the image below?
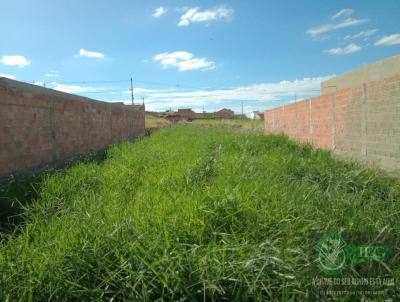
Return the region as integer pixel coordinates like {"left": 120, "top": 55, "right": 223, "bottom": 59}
{"left": 321, "top": 55, "right": 400, "bottom": 94}
{"left": 0, "top": 78, "right": 145, "bottom": 178}
{"left": 264, "top": 75, "right": 400, "bottom": 173}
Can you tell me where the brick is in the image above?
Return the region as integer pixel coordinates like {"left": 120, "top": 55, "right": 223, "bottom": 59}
{"left": 264, "top": 77, "right": 400, "bottom": 173}
{"left": 0, "top": 79, "right": 145, "bottom": 177}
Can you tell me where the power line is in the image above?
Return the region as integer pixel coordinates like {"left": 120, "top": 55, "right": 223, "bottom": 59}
{"left": 33, "top": 78, "right": 323, "bottom": 106}
{"left": 47, "top": 78, "right": 227, "bottom": 91}
{"left": 132, "top": 79, "right": 201, "bottom": 90}
{"left": 78, "top": 90, "right": 128, "bottom": 94}
{"left": 53, "top": 79, "right": 129, "bottom": 84}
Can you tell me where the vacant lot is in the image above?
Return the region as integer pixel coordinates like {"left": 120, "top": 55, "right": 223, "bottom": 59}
{"left": 0, "top": 126, "right": 399, "bottom": 301}
{"left": 145, "top": 115, "right": 171, "bottom": 129}
{"left": 192, "top": 118, "right": 264, "bottom": 131}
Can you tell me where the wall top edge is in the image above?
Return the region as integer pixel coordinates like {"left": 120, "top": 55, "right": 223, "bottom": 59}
{"left": 0, "top": 77, "right": 144, "bottom": 111}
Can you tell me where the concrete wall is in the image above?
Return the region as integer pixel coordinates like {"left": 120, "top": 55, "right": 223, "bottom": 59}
{"left": 265, "top": 74, "right": 400, "bottom": 173}
{"left": 0, "top": 77, "right": 145, "bottom": 178}
{"left": 321, "top": 55, "right": 400, "bottom": 94}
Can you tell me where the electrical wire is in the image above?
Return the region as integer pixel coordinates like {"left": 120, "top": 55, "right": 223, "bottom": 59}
{"left": 35, "top": 78, "right": 323, "bottom": 101}
{"left": 47, "top": 78, "right": 227, "bottom": 91}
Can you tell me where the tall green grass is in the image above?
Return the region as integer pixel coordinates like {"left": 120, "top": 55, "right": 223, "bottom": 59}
{"left": 0, "top": 126, "right": 399, "bottom": 301}
{"left": 192, "top": 118, "right": 264, "bottom": 131}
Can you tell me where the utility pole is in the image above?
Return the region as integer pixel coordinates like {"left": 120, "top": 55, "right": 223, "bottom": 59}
{"left": 130, "top": 77, "right": 134, "bottom": 105}
{"left": 241, "top": 101, "right": 244, "bottom": 119}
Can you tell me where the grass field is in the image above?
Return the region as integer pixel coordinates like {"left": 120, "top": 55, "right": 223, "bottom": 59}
{"left": 192, "top": 118, "right": 264, "bottom": 131}
{"left": 145, "top": 115, "right": 171, "bottom": 129}
{"left": 0, "top": 126, "right": 399, "bottom": 301}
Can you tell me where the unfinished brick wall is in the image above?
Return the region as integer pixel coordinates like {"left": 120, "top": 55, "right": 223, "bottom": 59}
{"left": 264, "top": 75, "right": 400, "bottom": 173}
{"left": 0, "top": 78, "right": 145, "bottom": 178}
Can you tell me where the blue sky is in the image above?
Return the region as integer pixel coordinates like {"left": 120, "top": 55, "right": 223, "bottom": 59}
{"left": 1, "top": 0, "right": 399, "bottom": 114}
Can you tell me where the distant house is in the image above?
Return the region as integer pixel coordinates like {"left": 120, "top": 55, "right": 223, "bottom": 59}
{"left": 146, "top": 107, "right": 235, "bottom": 122}
{"left": 253, "top": 111, "right": 264, "bottom": 120}
{"left": 214, "top": 108, "right": 234, "bottom": 119}
{"left": 177, "top": 108, "right": 195, "bottom": 119}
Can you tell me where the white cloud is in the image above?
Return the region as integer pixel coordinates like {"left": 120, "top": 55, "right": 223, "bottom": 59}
{"left": 79, "top": 48, "right": 105, "bottom": 59}
{"left": 33, "top": 81, "right": 45, "bottom": 87}
{"left": 324, "top": 43, "right": 361, "bottom": 55}
{"left": 100, "top": 76, "right": 332, "bottom": 114}
{"left": 374, "top": 33, "right": 400, "bottom": 46}
{"left": 153, "top": 51, "right": 215, "bottom": 71}
{"left": 0, "top": 73, "right": 15, "bottom": 79}
{"left": 178, "top": 6, "right": 233, "bottom": 27}
{"left": 332, "top": 8, "right": 354, "bottom": 19}
{"left": 344, "top": 29, "right": 377, "bottom": 40}
{"left": 307, "top": 18, "right": 368, "bottom": 38}
{"left": 1, "top": 55, "right": 30, "bottom": 67}
{"left": 50, "top": 82, "right": 95, "bottom": 94}
{"left": 130, "top": 76, "right": 332, "bottom": 109}
{"left": 45, "top": 76, "right": 332, "bottom": 114}
{"left": 152, "top": 7, "right": 167, "bottom": 18}
{"left": 45, "top": 70, "right": 59, "bottom": 77}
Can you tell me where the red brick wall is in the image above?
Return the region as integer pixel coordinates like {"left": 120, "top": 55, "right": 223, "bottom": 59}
{"left": 295, "top": 99, "right": 311, "bottom": 144}
{"left": 264, "top": 75, "right": 400, "bottom": 173}
{"left": 0, "top": 78, "right": 145, "bottom": 177}
{"left": 310, "top": 94, "right": 333, "bottom": 149}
